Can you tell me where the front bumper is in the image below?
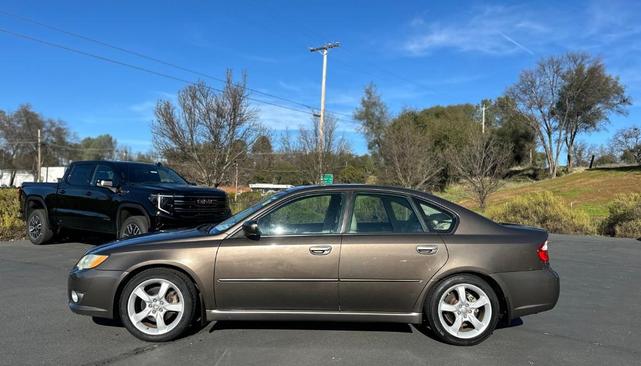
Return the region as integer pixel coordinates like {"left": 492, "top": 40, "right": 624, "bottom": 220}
{"left": 492, "top": 267, "right": 560, "bottom": 319}
{"left": 68, "top": 268, "right": 125, "bottom": 319}
{"left": 151, "top": 210, "right": 231, "bottom": 231}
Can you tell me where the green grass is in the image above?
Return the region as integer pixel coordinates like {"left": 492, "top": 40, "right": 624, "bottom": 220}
{"left": 437, "top": 166, "right": 641, "bottom": 221}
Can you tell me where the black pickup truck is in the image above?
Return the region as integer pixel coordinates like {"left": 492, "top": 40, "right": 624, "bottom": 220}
{"left": 19, "top": 161, "right": 231, "bottom": 244}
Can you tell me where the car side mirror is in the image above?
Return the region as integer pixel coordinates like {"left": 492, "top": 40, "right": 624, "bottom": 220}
{"left": 97, "top": 179, "right": 114, "bottom": 188}
{"left": 242, "top": 220, "right": 261, "bottom": 240}
{"left": 97, "top": 179, "right": 119, "bottom": 192}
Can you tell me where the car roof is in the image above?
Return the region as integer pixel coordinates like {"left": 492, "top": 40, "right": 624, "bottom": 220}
{"left": 284, "top": 184, "right": 437, "bottom": 199}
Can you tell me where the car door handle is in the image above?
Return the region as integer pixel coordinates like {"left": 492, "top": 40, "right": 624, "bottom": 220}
{"left": 416, "top": 245, "right": 439, "bottom": 255}
{"left": 309, "top": 245, "right": 332, "bottom": 255}
{"left": 85, "top": 191, "right": 92, "bottom": 196}
{"left": 59, "top": 189, "right": 66, "bottom": 194}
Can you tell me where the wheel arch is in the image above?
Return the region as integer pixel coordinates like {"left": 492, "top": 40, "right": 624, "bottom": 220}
{"left": 112, "top": 262, "right": 207, "bottom": 322}
{"left": 418, "top": 267, "right": 512, "bottom": 323}
{"left": 24, "top": 196, "right": 49, "bottom": 219}
{"left": 117, "top": 203, "right": 151, "bottom": 234}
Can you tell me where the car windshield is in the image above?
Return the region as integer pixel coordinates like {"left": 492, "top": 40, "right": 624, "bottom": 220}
{"left": 128, "top": 165, "right": 188, "bottom": 184}
{"left": 209, "top": 191, "right": 287, "bottom": 234}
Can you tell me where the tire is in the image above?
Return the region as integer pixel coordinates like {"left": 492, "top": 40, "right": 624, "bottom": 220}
{"left": 26, "top": 209, "right": 54, "bottom": 245}
{"left": 119, "top": 216, "right": 148, "bottom": 239}
{"left": 425, "top": 274, "right": 500, "bottom": 346}
{"left": 119, "top": 268, "right": 198, "bottom": 342}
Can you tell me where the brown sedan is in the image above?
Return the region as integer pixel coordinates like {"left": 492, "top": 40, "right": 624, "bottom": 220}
{"left": 68, "top": 185, "right": 559, "bottom": 346}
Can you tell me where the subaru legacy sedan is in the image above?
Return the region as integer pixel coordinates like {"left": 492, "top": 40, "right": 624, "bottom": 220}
{"left": 68, "top": 185, "right": 559, "bottom": 346}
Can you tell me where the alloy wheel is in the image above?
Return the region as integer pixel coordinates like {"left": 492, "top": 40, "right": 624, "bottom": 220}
{"left": 123, "top": 223, "right": 142, "bottom": 237}
{"left": 437, "top": 283, "right": 492, "bottom": 339}
{"left": 28, "top": 214, "right": 42, "bottom": 241}
{"left": 126, "top": 278, "right": 185, "bottom": 336}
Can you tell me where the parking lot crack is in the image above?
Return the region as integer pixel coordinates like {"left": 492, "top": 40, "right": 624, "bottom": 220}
{"left": 80, "top": 344, "right": 160, "bottom": 366}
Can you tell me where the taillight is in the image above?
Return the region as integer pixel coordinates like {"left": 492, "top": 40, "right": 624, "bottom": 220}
{"left": 537, "top": 240, "right": 549, "bottom": 264}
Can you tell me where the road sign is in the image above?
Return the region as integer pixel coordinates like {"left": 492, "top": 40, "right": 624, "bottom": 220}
{"left": 322, "top": 173, "right": 333, "bottom": 185}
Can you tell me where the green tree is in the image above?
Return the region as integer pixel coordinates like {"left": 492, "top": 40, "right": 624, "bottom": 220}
{"left": 353, "top": 83, "right": 390, "bottom": 158}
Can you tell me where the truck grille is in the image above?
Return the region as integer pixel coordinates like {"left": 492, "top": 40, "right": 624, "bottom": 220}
{"left": 173, "top": 195, "right": 227, "bottom": 216}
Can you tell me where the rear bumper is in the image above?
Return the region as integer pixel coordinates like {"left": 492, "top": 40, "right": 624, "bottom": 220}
{"left": 68, "top": 268, "right": 125, "bottom": 319}
{"left": 492, "top": 267, "right": 560, "bottom": 319}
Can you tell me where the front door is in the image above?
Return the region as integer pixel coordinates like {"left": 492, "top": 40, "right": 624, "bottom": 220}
{"left": 55, "top": 162, "right": 97, "bottom": 230}
{"left": 338, "top": 193, "right": 451, "bottom": 313}
{"left": 215, "top": 193, "right": 345, "bottom": 310}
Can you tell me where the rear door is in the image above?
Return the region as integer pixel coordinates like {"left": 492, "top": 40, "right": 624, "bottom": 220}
{"left": 215, "top": 192, "right": 345, "bottom": 310}
{"left": 338, "top": 192, "right": 450, "bottom": 313}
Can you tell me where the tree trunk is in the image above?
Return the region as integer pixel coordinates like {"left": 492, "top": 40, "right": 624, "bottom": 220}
{"left": 567, "top": 151, "right": 573, "bottom": 171}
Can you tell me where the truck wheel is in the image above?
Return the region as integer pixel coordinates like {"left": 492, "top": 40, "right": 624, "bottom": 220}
{"left": 119, "top": 216, "right": 148, "bottom": 239}
{"left": 26, "top": 209, "right": 54, "bottom": 245}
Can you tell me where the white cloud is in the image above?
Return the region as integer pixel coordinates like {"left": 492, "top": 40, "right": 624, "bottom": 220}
{"left": 403, "top": 5, "right": 547, "bottom": 56}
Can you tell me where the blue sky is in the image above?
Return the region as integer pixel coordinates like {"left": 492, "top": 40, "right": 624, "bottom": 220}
{"left": 1, "top": 0, "right": 641, "bottom": 155}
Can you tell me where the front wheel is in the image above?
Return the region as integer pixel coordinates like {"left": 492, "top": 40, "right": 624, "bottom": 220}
{"left": 425, "top": 274, "right": 500, "bottom": 346}
{"left": 119, "top": 268, "right": 198, "bottom": 342}
{"left": 119, "top": 216, "right": 148, "bottom": 239}
{"left": 26, "top": 209, "right": 54, "bottom": 245}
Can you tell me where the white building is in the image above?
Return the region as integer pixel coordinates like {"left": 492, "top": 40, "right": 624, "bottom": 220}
{"left": 0, "top": 166, "right": 67, "bottom": 187}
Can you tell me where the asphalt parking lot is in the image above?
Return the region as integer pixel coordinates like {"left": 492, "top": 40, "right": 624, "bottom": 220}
{"left": 0, "top": 234, "right": 639, "bottom": 366}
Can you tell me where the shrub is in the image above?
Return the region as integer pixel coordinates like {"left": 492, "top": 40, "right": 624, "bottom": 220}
{"left": 229, "top": 191, "right": 265, "bottom": 214}
{"left": 486, "top": 191, "right": 595, "bottom": 235}
{"left": 600, "top": 194, "right": 641, "bottom": 239}
{"left": 0, "top": 188, "right": 24, "bottom": 241}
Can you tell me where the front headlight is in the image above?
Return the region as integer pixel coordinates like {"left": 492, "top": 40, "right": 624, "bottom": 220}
{"left": 149, "top": 194, "right": 174, "bottom": 213}
{"left": 75, "top": 254, "right": 109, "bottom": 270}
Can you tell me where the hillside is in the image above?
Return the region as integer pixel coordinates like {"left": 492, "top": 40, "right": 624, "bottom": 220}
{"left": 444, "top": 166, "right": 641, "bottom": 218}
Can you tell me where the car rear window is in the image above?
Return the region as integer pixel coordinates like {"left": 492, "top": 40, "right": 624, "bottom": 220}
{"left": 349, "top": 194, "right": 422, "bottom": 233}
{"left": 415, "top": 199, "right": 455, "bottom": 233}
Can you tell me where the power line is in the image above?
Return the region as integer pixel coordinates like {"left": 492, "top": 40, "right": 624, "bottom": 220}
{"left": 0, "top": 9, "right": 358, "bottom": 122}
{"left": 0, "top": 27, "right": 319, "bottom": 117}
{"left": 0, "top": 10, "right": 321, "bottom": 112}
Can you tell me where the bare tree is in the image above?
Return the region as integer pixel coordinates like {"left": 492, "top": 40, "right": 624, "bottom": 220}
{"left": 379, "top": 116, "right": 441, "bottom": 190}
{"left": 612, "top": 126, "right": 641, "bottom": 164}
{"left": 507, "top": 55, "right": 566, "bottom": 177}
{"left": 153, "top": 72, "right": 262, "bottom": 186}
{"left": 280, "top": 114, "right": 349, "bottom": 184}
{"left": 448, "top": 131, "right": 512, "bottom": 209}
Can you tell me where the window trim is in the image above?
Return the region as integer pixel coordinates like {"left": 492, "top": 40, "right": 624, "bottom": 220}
{"left": 252, "top": 192, "right": 346, "bottom": 239}
{"left": 345, "top": 192, "right": 427, "bottom": 236}
{"left": 413, "top": 197, "right": 459, "bottom": 234}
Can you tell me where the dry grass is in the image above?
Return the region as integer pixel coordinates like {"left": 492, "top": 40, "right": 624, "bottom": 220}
{"left": 439, "top": 166, "right": 641, "bottom": 219}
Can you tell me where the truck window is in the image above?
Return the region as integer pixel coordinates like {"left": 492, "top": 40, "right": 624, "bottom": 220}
{"left": 92, "top": 164, "right": 116, "bottom": 185}
{"left": 67, "top": 164, "right": 96, "bottom": 186}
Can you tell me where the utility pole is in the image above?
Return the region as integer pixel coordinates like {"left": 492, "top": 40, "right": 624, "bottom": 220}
{"left": 37, "top": 128, "right": 42, "bottom": 183}
{"left": 309, "top": 42, "right": 340, "bottom": 183}
{"left": 234, "top": 162, "right": 239, "bottom": 203}
{"left": 480, "top": 103, "right": 487, "bottom": 134}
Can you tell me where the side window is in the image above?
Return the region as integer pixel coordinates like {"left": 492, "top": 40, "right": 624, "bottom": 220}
{"left": 92, "top": 164, "right": 116, "bottom": 185}
{"left": 66, "top": 164, "right": 95, "bottom": 186}
{"left": 258, "top": 194, "right": 343, "bottom": 236}
{"left": 416, "top": 199, "right": 455, "bottom": 233}
{"left": 349, "top": 194, "right": 422, "bottom": 233}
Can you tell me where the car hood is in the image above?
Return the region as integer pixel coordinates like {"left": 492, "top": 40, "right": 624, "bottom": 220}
{"left": 88, "top": 227, "right": 211, "bottom": 255}
{"left": 129, "top": 183, "right": 227, "bottom": 196}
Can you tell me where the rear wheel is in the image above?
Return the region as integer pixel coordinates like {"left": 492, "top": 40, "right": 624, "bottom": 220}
{"left": 26, "top": 209, "right": 54, "bottom": 245}
{"left": 119, "top": 216, "right": 148, "bottom": 239}
{"left": 425, "top": 274, "right": 500, "bottom": 346}
{"left": 119, "top": 268, "right": 197, "bottom": 342}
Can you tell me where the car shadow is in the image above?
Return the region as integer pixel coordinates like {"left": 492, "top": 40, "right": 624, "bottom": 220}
{"left": 44, "top": 230, "right": 115, "bottom": 246}
{"left": 209, "top": 320, "right": 413, "bottom": 333}
{"left": 412, "top": 317, "right": 524, "bottom": 343}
